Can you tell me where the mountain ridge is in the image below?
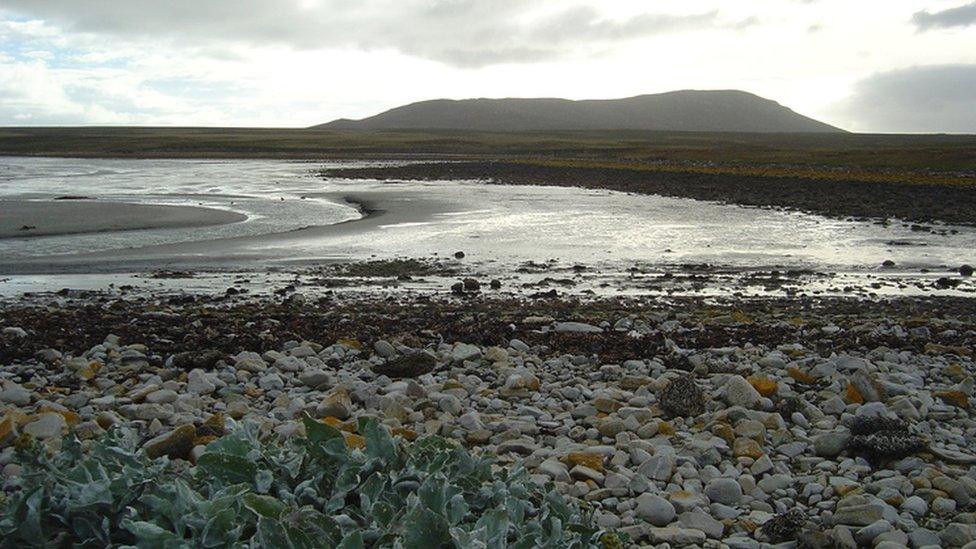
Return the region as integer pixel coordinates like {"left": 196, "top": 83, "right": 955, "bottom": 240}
{"left": 314, "top": 90, "right": 845, "bottom": 133}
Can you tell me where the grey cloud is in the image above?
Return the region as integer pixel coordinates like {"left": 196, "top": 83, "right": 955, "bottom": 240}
{"left": 733, "top": 16, "right": 761, "bottom": 31}
{"left": 912, "top": 2, "right": 976, "bottom": 31}
{"left": 0, "top": 1, "right": 719, "bottom": 67}
{"left": 835, "top": 64, "right": 976, "bottom": 133}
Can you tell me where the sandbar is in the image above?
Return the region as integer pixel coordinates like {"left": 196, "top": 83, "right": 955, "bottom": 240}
{"left": 0, "top": 200, "right": 247, "bottom": 239}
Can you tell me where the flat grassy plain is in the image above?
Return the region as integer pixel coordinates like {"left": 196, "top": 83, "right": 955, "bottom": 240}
{"left": 1, "top": 127, "right": 975, "bottom": 178}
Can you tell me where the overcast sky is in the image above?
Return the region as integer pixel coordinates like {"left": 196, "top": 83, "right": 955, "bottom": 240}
{"left": 0, "top": 0, "right": 974, "bottom": 132}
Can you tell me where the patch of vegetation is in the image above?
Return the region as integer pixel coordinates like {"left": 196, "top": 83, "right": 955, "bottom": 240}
{"left": 0, "top": 417, "right": 616, "bottom": 547}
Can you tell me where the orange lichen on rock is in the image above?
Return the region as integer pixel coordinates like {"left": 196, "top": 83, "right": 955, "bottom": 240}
{"left": 713, "top": 423, "right": 735, "bottom": 445}
{"left": 321, "top": 416, "right": 356, "bottom": 432}
{"left": 0, "top": 415, "right": 16, "bottom": 447}
{"left": 336, "top": 338, "right": 363, "bottom": 350}
{"left": 787, "top": 367, "right": 817, "bottom": 385}
{"left": 59, "top": 410, "right": 82, "bottom": 427}
{"left": 76, "top": 361, "right": 102, "bottom": 380}
{"left": 925, "top": 342, "right": 971, "bottom": 356}
{"left": 343, "top": 433, "right": 366, "bottom": 449}
{"left": 37, "top": 407, "right": 82, "bottom": 427}
{"left": 844, "top": 383, "right": 864, "bottom": 404}
{"left": 945, "top": 363, "right": 965, "bottom": 381}
{"left": 563, "top": 452, "right": 605, "bottom": 472}
{"left": 748, "top": 377, "right": 779, "bottom": 397}
{"left": 391, "top": 427, "right": 418, "bottom": 441}
{"left": 733, "top": 437, "right": 764, "bottom": 459}
{"left": 739, "top": 520, "right": 760, "bottom": 532}
{"left": 193, "top": 435, "right": 218, "bottom": 446}
{"left": 835, "top": 483, "right": 862, "bottom": 496}
{"left": 936, "top": 390, "right": 969, "bottom": 408}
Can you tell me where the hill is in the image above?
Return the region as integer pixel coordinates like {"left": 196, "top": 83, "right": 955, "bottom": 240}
{"left": 315, "top": 90, "right": 844, "bottom": 133}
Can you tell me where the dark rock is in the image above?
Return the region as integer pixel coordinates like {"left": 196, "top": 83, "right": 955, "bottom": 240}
{"left": 936, "top": 277, "right": 961, "bottom": 289}
{"left": 462, "top": 278, "right": 480, "bottom": 292}
{"left": 172, "top": 349, "right": 224, "bottom": 371}
{"left": 881, "top": 260, "right": 895, "bottom": 268}
{"left": 489, "top": 279, "right": 502, "bottom": 290}
{"left": 777, "top": 396, "right": 804, "bottom": 421}
{"left": 373, "top": 352, "right": 437, "bottom": 379}
{"left": 961, "top": 265, "right": 974, "bottom": 277}
{"left": 451, "top": 282, "right": 465, "bottom": 295}
{"left": 665, "top": 353, "right": 695, "bottom": 372}
{"left": 195, "top": 413, "right": 226, "bottom": 439}
{"left": 144, "top": 424, "right": 197, "bottom": 460}
{"left": 529, "top": 289, "right": 559, "bottom": 299}
{"left": 796, "top": 528, "right": 836, "bottom": 549}
{"left": 454, "top": 251, "right": 465, "bottom": 259}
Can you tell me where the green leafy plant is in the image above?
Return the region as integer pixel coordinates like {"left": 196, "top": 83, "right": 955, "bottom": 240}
{"left": 1, "top": 417, "right": 620, "bottom": 548}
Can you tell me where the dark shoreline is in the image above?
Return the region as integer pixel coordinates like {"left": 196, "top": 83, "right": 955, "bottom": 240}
{"left": 322, "top": 161, "right": 976, "bottom": 228}
{"left": 1, "top": 292, "right": 973, "bottom": 364}
{"left": 340, "top": 195, "right": 384, "bottom": 219}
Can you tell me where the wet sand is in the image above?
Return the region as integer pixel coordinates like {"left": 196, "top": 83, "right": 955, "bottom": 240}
{"left": 0, "top": 200, "right": 248, "bottom": 239}
{"left": 0, "top": 192, "right": 458, "bottom": 274}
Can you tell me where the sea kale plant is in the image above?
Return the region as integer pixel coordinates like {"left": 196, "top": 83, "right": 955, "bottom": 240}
{"left": 0, "top": 417, "right": 620, "bottom": 548}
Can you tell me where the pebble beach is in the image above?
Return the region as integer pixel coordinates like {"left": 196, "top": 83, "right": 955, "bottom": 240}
{"left": 3, "top": 289, "right": 976, "bottom": 547}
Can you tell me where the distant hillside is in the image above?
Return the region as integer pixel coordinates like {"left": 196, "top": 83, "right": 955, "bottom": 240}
{"left": 315, "top": 90, "right": 844, "bottom": 133}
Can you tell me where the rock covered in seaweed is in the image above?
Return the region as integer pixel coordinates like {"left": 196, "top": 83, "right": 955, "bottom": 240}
{"left": 658, "top": 376, "right": 705, "bottom": 417}
{"left": 846, "top": 415, "right": 925, "bottom": 463}
{"left": 760, "top": 509, "right": 806, "bottom": 543}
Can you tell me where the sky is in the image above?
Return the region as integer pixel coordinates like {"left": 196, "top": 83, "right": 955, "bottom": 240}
{"left": 0, "top": 0, "right": 974, "bottom": 133}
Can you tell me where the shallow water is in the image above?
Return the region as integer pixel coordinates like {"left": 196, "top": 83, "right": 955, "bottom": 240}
{"left": 0, "top": 157, "right": 363, "bottom": 258}
{"left": 0, "top": 156, "right": 974, "bottom": 279}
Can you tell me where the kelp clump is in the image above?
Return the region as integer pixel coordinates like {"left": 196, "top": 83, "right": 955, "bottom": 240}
{"left": 659, "top": 376, "right": 706, "bottom": 417}
{"left": 846, "top": 415, "right": 926, "bottom": 463}
{"left": 760, "top": 509, "right": 806, "bottom": 543}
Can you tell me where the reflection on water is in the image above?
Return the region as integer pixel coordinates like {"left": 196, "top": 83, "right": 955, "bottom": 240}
{"left": 1, "top": 156, "right": 974, "bottom": 273}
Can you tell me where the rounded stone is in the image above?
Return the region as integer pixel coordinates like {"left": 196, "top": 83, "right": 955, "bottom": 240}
{"left": 814, "top": 431, "right": 851, "bottom": 457}
{"left": 705, "top": 477, "right": 743, "bottom": 506}
{"left": 636, "top": 493, "right": 676, "bottom": 526}
{"left": 901, "top": 495, "right": 927, "bottom": 517}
